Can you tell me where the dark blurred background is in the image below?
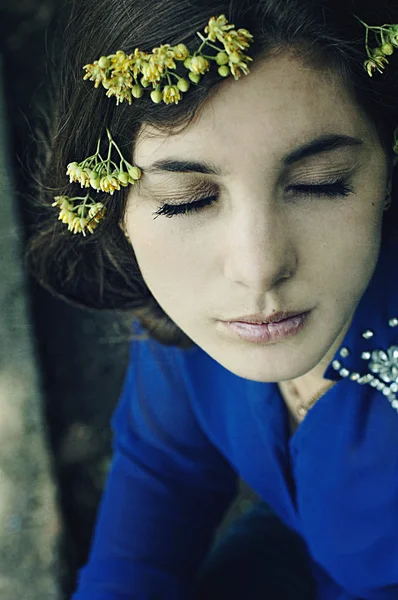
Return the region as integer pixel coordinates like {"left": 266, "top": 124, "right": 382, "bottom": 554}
{"left": 0, "top": 2, "right": 258, "bottom": 598}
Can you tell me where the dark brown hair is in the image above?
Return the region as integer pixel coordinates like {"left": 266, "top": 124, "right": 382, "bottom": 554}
{"left": 25, "top": 0, "right": 398, "bottom": 348}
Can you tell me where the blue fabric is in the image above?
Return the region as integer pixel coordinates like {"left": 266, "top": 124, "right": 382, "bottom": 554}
{"left": 193, "top": 501, "right": 317, "bottom": 599}
{"left": 72, "top": 233, "right": 398, "bottom": 600}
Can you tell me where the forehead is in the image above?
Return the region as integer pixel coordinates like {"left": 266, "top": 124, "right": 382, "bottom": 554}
{"left": 133, "top": 51, "right": 372, "bottom": 171}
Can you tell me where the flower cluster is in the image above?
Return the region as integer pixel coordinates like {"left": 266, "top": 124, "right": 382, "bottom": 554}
{"left": 355, "top": 16, "right": 398, "bottom": 76}
{"left": 66, "top": 128, "right": 141, "bottom": 194}
{"left": 52, "top": 128, "right": 142, "bottom": 236}
{"left": 355, "top": 17, "right": 398, "bottom": 156}
{"left": 52, "top": 195, "right": 106, "bottom": 236}
{"left": 82, "top": 14, "right": 254, "bottom": 106}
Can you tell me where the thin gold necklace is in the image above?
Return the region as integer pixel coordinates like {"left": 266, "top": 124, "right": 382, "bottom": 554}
{"left": 285, "top": 380, "right": 338, "bottom": 420}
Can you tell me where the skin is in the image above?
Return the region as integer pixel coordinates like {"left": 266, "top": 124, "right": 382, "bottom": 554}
{"left": 122, "top": 49, "right": 398, "bottom": 405}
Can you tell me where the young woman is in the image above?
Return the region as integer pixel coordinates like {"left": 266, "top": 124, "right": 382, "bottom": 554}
{"left": 26, "top": 0, "right": 398, "bottom": 597}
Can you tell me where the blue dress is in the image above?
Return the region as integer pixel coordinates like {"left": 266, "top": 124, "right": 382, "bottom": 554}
{"left": 72, "top": 233, "right": 398, "bottom": 600}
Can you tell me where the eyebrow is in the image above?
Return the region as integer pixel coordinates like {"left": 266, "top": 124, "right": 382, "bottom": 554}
{"left": 141, "top": 133, "right": 365, "bottom": 176}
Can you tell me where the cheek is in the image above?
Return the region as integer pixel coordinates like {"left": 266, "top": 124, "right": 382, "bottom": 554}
{"left": 125, "top": 214, "right": 200, "bottom": 293}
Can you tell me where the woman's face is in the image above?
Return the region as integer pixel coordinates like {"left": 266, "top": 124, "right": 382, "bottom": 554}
{"left": 123, "top": 50, "right": 395, "bottom": 383}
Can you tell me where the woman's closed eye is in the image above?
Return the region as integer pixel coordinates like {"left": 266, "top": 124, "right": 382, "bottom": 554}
{"left": 151, "top": 179, "right": 355, "bottom": 219}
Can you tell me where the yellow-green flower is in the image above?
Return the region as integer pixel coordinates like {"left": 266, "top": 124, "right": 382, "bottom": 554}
{"left": 372, "top": 54, "right": 390, "bottom": 71}
{"left": 69, "top": 216, "right": 88, "bottom": 235}
{"left": 204, "top": 15, "right": 235, "bottom": 43}
{"left": 364, "top": 58, "right": 379, "bottom": 77}
{"left": 105, "top": 74, "right": 133, "bottom": 105}
{"left": 100, "top": 175, "right": 121, "bottom": 194}
{"left": 130, "top": 48, "right": 151, "bottom": 78}
{"left": 142, "top": 61, "right": 164, "bottom": 84}
{"left": 223, "top": 29, "right": 253, "bottom": 53}
{"left": 66, "top": 162, "right": 80, "bottom": 181}
{"left": 152, "top": 44, "right": 177, "bottom": 70}
{"left": 52, "top": 196, "right": 76, "bottom": 226}
{"left": 189, "top": 55, "right": 210, "bottom": 75}
{"left": 172, "top": 44, "right": 189, "bottom": 61}
{"left": 88, "top": 203, "right": 106, "bottom": 222}
{"left": 230, "top": 57, "right": 252, "bottom": 79}
{"left": 162, "top": 84, "right": 181, "bottom": 104}
{"left": 83, "top": 63, "right": 107, "bottom": 88}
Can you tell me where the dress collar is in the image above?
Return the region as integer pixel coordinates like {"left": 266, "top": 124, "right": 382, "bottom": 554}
{"left": 323, "top": 234, "right": 398, "bottom": 414}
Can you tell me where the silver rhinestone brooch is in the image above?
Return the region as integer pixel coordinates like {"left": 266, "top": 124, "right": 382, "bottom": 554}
{"left": 331, "top": 318, "right": 398, "bottom": 413}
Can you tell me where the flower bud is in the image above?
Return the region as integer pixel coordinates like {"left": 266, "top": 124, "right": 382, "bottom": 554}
{"left": 381, "top": 42, "right": 394, "bottom": 56}
{"left": 216, "top": 51, "right": 229, "bottom": 66}
{"left": 183, "top": 57, "right": 192, "bottom": 69}
{"left": 131, "top": 85, "right": 144, "bottom": 98}
{"left": 90, "top": 177, "right": 101, "bottom": 190}
{"left": 140, "top": 77, "right": 151, "bottom": 87}
{"left": 150, "top": 90, "right": 162, "bottom": 103}
{"left": 218, "top": 65, "right": 230, "bottom": 77}
{"left": 177, "top": 78, "right": 190, "bottom": 92}
{"left": 188, "top": 72, "right": 201, "bottom": 84}
{"left": 98, "top": 56, "right": 111, "bottom": 69}
{"left": 118, "top": 172, "right": 129, "bottom": 185}
{"left": 127, "top": 166, "right": 142, "bottom": 181}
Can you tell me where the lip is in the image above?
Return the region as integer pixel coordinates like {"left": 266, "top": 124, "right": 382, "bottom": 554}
{"left": 224, "top": 309, "right": 312, "bottom": 325}
{"left": 220, "top": 310, "right": 312, "bottom": 344}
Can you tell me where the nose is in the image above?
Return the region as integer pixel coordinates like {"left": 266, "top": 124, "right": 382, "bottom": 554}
{"left": 223, "top": 204, "right": 296, "bottom": 292}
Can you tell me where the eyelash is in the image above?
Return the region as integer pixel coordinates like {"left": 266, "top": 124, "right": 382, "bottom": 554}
{"left": 152, "top": 180, "right": 355, "bottom": 219}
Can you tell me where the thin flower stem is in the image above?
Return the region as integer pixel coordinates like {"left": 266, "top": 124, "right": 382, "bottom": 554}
{"left": 111, "top": 140, "right": 126, "bottom": 163}
{"left": 71, "top": 194, "right": 91, "bottom": 202}
{"left": 204, "top": 41, "right": 224, "bottom": 52}
{"left": 80, "top": 154, "right": 97, "bottom": 168}
{"left": 365, "top": 27, "right": 371, "bottom": 58}
{"left": 106, "top": 143, "right": 112, "bottom": 175}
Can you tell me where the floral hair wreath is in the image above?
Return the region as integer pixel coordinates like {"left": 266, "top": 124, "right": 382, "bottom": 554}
{"left": 52, "top": 14, "right": 398, "bottom": 236}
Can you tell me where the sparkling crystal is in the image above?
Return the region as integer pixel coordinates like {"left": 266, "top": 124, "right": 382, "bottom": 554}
{"left": 389, "top": 318, "right": 398, "bottom": 327}
{"left": 339, "top": 368, "right": 350, "bottom": 377}
{"left": 361, "top": 351, "right": 371, "bottom": 360}
{"left": 392, "top": 400, "right": 398, "bottom": 409}
{"left": 332, "top": 360, "right": 341, "bottom": 370}
{"left": 340, "top": 348, "right": 350, "bottom": 357}
{"left": 362, "top": 330, "right": 374, "bottom": 339}
{"left": 350, "top": 373, "right": 360, "bottom": 381}
{"left": 390, "top": 383, "right": 398, "bottom": 393}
